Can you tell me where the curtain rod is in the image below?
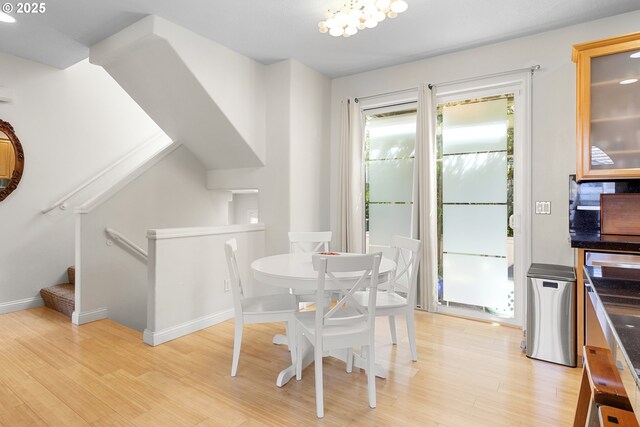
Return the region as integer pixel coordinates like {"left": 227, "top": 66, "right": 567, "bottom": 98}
{"left": 355, "top": 86, "right": 418, "bottom": 103}
{"left": 353, "top": 64, "right": 540, "bottom": 102}
{"left": 428, "top": 65, "right": 541, "bottom": 90}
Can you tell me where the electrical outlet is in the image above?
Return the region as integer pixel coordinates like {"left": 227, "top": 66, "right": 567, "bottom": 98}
{"left": 535, "top": 201, "right": 551, "bottom": 215}
{"left": 224, "top": 279, "right": 230, "bottom": 292}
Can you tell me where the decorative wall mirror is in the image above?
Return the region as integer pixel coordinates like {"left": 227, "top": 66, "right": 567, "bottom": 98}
{"left": 0, "top": 119, "right": 24, "bottom": 202}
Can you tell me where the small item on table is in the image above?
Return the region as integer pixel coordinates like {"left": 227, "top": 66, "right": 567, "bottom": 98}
{"left": 318, "top": 252, "right": 339, "bottom": 256}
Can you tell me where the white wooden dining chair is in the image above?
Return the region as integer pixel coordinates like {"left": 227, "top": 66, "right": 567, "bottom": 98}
{"left": 288, "top": 231, "right": 332, "bottom": 253}
{"left": 224, "top": 238, "right": 298, "bottom": 377}
{"left": 288, "top": 231, "right": 333, "bottom": 306}
{"left": 353, "top": 235, "right": 421, "bottom": 361}
{"left": 295, "top": 252, "right": 382, "bottom": 418}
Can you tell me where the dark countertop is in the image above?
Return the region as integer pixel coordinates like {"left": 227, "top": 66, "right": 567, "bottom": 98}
{"left": 571, "top": 232, "right": 640, "bottom": 252}
{"left": 584, "top": 265, "right": 640, "bottom": 388}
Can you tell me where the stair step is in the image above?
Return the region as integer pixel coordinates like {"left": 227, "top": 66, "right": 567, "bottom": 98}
{"left": 67, "top": 266, "right": 75, "bottom": 285}
{"left": 40, "top": 283, "right": 75, "bottom": 317}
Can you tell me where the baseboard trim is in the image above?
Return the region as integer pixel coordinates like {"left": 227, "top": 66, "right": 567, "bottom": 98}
{"left": 72, "top": 307, "right": 108, "bottom": 325}
{"left": 0, "top": 296, "right": 44, "bottom": 314}
{"left": 143, "top": 308, "right": 234, "bottom": 346}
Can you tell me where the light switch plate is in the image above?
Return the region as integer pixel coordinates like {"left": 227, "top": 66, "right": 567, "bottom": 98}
{"left": 224, "top": 279, "right": 230, "bottom": 292}
{"left": 535, "top": 201, "right": 551, "bottom": 215}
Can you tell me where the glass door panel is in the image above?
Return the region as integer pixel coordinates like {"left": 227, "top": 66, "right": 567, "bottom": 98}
{"left": 437, "top": 94, "right": 515, "bottom": 319}
{"left": 364, "top": 107, "right": 417, "bottom": 255}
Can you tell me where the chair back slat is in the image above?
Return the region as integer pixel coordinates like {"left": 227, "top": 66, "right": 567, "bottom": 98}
{"left": 388, "top": 235, "right": 421, "bottom": 306}
{"left": 289, "top": 231, "right": 332, "bottom": 254}
{"left": 312, "top": 253, "right": 382, "bottom": 330}
{"left": 224, "top": 238, "right": 245, "bottom": 314}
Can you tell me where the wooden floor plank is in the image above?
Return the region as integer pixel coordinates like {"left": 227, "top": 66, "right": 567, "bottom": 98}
{"left": 0, "top": 307, "right": 581, "bottom": 426}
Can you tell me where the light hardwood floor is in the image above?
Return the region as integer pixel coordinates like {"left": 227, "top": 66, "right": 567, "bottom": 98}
{"left": 0, "top": 307, "right": 580, "bottom": 426}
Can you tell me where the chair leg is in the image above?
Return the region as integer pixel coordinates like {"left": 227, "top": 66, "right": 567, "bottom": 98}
{"left": 315, "top": 345, "right": 324, "bottom": 418}
{"left": 406, "top": 310, "right": 417, "bottom": 361}
{"left": 573, "top": 367, "right": 591, "bottom": 427}
{"left": 346, "top": 347, "right": 353, "bottom": 373}
{"left": 296, "top": 327, "right": 304, "bottom": 380}
{"left": 287, "top": 320, "right": 297, "bottom": 365}
{"left": 366, "top": 344, "right": 376, "bottom": 408}
{"left": 284, "top": 320, "right": 292, "bottom": 351}
{"left": 388, "top": 315, "right": 398, "bottom": 345}
{"left": 231, "top": 319, "right": 243, "bottom": 377}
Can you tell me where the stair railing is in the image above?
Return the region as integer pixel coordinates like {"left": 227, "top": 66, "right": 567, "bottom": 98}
{"left": 42, "top": 132, "right": 170, "bottom": 214}
{"left": 105, "top": 228, "right": 148, "bottom": 261}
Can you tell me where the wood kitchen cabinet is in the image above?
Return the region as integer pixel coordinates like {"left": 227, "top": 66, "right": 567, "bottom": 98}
{"left": 572, "top": 32, "right": 640, "bottom": 181}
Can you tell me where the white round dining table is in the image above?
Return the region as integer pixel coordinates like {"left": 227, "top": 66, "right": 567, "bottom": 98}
{"left": 250, "top": 252, "right": 396, "bottom": 387}
{"left": 251, "top": 252, "right": 396, "bottom": 292}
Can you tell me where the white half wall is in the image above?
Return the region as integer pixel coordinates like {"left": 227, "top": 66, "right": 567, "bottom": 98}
{"left": 0, "top": 53, "right": 160, "bottom": 310}
{"left": 76, "top": 145, "right": 231, "bottom": 330}
{"left": 145, "top": 224, "right": 265, "bottom": 346}
{"left": 330, "top": 10, "right": 640, "bottom": 266}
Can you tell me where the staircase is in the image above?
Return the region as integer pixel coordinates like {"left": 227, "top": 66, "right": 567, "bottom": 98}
{"left": 40, "top": 267, "right": 75, "bottom": 317}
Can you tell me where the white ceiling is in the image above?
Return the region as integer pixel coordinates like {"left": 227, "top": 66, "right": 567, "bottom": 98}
{"left": 1, "top": 0, "right": 639, "bottom": 78}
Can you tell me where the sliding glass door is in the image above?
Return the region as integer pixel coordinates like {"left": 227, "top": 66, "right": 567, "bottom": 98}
{"left": 436, "top": 92, "right": 520, "bottom": 322}
{"left": 363, "top": 105, "right": 417, "bottom": 257}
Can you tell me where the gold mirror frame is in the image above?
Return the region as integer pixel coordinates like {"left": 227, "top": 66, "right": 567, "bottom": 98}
{"left": 0, "top": 119, "right": 24, "bottom": 202}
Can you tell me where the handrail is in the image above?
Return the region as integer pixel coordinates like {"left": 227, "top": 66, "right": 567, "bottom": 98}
{"left": 105, "top": 227, "right": 148, "bottom": 261}
{"left": 42, "top": 132, "right": 169, "bottom": 214}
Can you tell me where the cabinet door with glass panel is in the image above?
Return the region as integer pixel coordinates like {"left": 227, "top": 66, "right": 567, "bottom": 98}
{"left": 573, "top": 32, "right": 640, "bottom": 180}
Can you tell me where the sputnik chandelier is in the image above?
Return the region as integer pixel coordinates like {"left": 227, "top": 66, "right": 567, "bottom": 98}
{"left": 318, "top": 0, "right": 409, "bottom": 38}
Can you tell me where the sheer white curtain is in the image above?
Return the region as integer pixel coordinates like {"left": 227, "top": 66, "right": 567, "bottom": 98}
{"left": 411, "top": 84, "right": 438, "bottom": 310}
{"left": 338, "top": 98, "right": 365, "bottom": 253}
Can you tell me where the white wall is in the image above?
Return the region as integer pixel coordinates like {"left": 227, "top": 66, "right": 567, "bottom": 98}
{"left": 90, "top": 16, "right": 265, "bottom": 170}
{"left": 262, "top": 60, "right": 292, "bottom": 254}
{"left": 145, "top": 224, "right": 265, "bottom": 346}
{"left": 289, "top": 61, "right": 331, "bottom": 233}
{"left": 207, "top": 59, "right": 331, "bottom": 254}
{"left": 77, "top": 145, "right": 230, "bottom": 330}
{"left": 0, "top": 53, "right": 160, "bottom": 312}
{"left": 330, "top": 10, "right": 640, "bottom": 266}
{"left": 230, "top": 193, "right": 259, "bottom": 225}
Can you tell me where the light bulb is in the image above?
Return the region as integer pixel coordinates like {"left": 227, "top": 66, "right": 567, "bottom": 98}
{"left": 364, "top": 18, "right": 378, "bottom": 28}
{"left": 390, "top": 0, "right": 408, "bottom": 13}
{"left": 376, "top": 0, "right": 391, "bottom": 8}
{"left": 318, "top": 21, "right": 327, "bottom": 29}
{"left": 345, "top": 26, "right": 358, "bottom": 36}
{"left": 349, "top": 9, "right": 362, "bottom": 20}
{"left": 620, "top": 78, "right": 638, "bottom": 85}
{"left": 329, "top": 27, "right": 344, "bottom": 37}
{"left": 319, "top": 26, "right": 328, "bottom": 34}
{"left": 325, "top": 17, "right": 337, "bottom": 29}
{"left": 387, "top": 10, "right": 397, "bottom": 18}
{"left": 363, "top": 4, "right": 377, "bottom": 14}
{"left": 343, "top": 32, "right": 351, "bottom": 38}
{"left": 324, "top": 10, "right": 334, "bottom": 19}
{"left": 0, "top": 11, "right": 15, "bottom": 23}
{"left": 357, "top": 22, "right": 366, "bottom": 30}
{"left": 374, "top": 10, "right": 386, "bottom": 22}
{"left": 335, "top": 11, "right": 348, "bottom": 27}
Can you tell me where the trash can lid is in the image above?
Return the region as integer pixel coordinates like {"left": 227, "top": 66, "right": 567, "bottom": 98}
{"left": 527, "top": 263, "right": 576, "bottom": 281}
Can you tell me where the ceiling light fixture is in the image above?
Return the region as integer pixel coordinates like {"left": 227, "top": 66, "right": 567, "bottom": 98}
{"left": 0, "top": 11, "right": 15, "bottom": 23}
{"left": 318, "top": 0, "right": 408, "bottom": 38}
{"left": 619, "top": 78, "right": 638, "bottom": 85}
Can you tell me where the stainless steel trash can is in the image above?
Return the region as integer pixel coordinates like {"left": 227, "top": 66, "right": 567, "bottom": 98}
{"left": 526, "top": 263, "right": 576, "bottom": 367}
